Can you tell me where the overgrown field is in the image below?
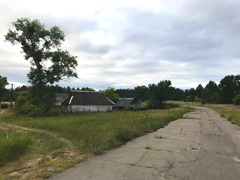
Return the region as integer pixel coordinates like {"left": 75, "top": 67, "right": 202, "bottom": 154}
{"left": 1, "top": 106, "right": 191, "bottom": 154}
{"left": 204, "top": 104, "right": 240, "bottom": 126}
{"left": 0, "top": 106, "right": 191, "bottom": 179}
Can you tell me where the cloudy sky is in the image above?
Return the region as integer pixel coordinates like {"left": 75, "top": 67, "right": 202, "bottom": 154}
{"left": 0, "top": 0, "right": 240, "bottom": 90}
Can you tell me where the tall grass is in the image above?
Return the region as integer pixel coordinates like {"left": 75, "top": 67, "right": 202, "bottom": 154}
{"left": 0, "top": 131, "right": 33, "bottom": 166}
{"left": 205, "top": 104, "right": 240, "bottom": 126}
{"left": 0, "top": 106, "right": 191, "bottom": 155}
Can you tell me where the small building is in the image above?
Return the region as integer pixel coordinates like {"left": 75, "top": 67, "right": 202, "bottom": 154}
{"left": 113, "top": 98, "right": 142, "bottom": 110}
{"left": 61, "top": 91, "right": 114, "bottom": 113}
{"left": 55, "top": 93, "right": 68, "bottom": 106}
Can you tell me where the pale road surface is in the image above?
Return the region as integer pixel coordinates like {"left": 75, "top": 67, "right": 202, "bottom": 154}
{"left": 48, "top": 107, "right": 240, "bottom": 180}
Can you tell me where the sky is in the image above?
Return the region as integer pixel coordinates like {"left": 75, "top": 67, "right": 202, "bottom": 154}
{"left": 0, "top": 0, "right": 240, "bottom": 90}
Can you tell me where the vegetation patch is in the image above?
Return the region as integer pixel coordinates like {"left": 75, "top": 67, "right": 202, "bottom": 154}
{"left": 0, "top": 130, "right": 32, "bottom": 166}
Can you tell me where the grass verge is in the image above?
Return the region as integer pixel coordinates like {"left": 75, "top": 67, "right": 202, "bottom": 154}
{"left": 204, "top": 104, "right": 240, "bottom": 126}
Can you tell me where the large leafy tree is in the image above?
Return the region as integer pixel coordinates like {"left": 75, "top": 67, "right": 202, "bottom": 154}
{"left": 5, "top": 18, "right": 78, "bottom": 108}
{"left": 5, "top": 18, "right": 78, "bottom": 87}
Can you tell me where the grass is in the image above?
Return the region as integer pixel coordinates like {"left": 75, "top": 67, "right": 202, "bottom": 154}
{"left": 0, "top": 106, "right": 191, "bottom": 155}
{"left": 204, "top": 104, "right": 240, "bottom": 125}
{"left": 0, "top": 106, "right": 192, "bottom": 179}
{"left": 0, "top": 130, "right": 33, "bottom": 166}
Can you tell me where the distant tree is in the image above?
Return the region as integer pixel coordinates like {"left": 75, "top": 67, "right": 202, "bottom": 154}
{"left": 133, "top": 85, "right": 148, "bottom": 102}
{"left": 0, "top": 75, "right": 8, "bottom": 102}
{"left": 104, "top": 87, "right": 120, "bottom": 103}
{"left": 219, "top": 75, "right": 240, "bottom": 104}
{"left": 81, "top": 87, "right": 95, "bottom": 91}
{"left": 202, "top": 81, "right": 220, "bottom": 104}
{"left": 169, "top": 87, "right": 184, "bottom": 100}
{"left": 196, "top": 84, "right": 203, "bottom": 98}
{"left": 115, "top": 89, "right": 134, "bottom": 98}
{"left": 148, "top": 80, "right": 172, "bottom": 108}
{"left": 233, "top": 94, "right": 240, "bottom": 105}
{"left": 5, "top": 18, "right": 78, "bottom": 109}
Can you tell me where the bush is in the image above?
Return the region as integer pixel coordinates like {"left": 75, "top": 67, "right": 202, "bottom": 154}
{"left": 46, "top": 107, "right": 62, "bottom": 116}
{"left": 0, "top": 131, "right": 32, "bottom": 166}
{"left": 233, "top": 95, "right": 240, "bottom": 106}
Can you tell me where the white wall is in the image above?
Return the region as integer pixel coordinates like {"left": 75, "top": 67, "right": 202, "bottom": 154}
{"left": 62, "top": 105, "right": 112, "bottom": 113}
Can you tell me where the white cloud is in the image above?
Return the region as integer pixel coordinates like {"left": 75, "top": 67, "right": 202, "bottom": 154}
{"left": 0, "top": 0, "right": 240, "bottom": 90}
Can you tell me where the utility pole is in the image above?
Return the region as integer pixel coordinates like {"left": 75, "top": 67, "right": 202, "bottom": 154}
{"left": 10, "top": 84, "right": 13, "bottom": 112}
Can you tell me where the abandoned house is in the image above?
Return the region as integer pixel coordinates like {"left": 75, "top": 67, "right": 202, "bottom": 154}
{"left": 113, "top": 98, "right": 143, "bottom": 110}
{"left": 61, "top": 91, "right": 114, "bottom": 113}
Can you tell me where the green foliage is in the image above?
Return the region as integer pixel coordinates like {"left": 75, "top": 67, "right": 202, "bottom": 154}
{"left": 201, "top": 81, "right": 220, "bottom": 104}
{"left": 0, "top": 75, "right": 8, "bottom": 101}
{"left": 233, "top": 94, "right": 240, "bottom": 105}
{"left": 219, "top": 75, "right": 240, "bottom": 104}
{"left": 5, "top": 18, "right": 78, "bottom": 109}
{"left": 148, "top": 80, "right": 172, "bottom": 108}
{"left": 133, "top": 86, "right": 148, "bottom": 102}
{"left": 104, "top": 87, "right": 120, "bottom": 103}
{"left": 5, "top": 18, "right": 78, "bottom": 87}
{"left": 81, "top": 87, "right": 95, "bottom": 91}
{"left": 46, "top": 107, "right": 62, "bottom": 116}
{"left": 0, "top": 131, "right": 32, "bottom": 166}
{"left": 185, "top": 95, "right": 194, "bottom": 102}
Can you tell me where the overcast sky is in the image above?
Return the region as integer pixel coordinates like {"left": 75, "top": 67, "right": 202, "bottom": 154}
{"left": 0, "top": 0, "right": 240, "bottom": 90}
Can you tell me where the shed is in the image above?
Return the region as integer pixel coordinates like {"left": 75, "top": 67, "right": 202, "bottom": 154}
{"left": 113, "top": 98, "right": 142, "bottom": 110}
{"left": 61, "top": 91, "right": 114, "bottom": 113}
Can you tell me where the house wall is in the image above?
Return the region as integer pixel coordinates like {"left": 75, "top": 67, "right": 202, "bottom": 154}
{"left": 62, "top": 105, "right": 112, "bottom": 113}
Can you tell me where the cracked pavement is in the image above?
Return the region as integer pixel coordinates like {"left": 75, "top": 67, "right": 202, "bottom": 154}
{"left": 48, "top": 107, "right": 240, "bottom": 180}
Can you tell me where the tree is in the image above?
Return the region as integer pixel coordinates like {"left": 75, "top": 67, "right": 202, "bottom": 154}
{"left": 134, "top": 85, "right": 148, "bottom": 102}
{"left": 104, "top": 87, "right": 120, "bottom": 103}
{"left": 233, "top": 94, "right": 240, "bottom": 105}
{"left": 219, "top": 75, "right": 240, "bottom": 104}
{"left": 148, "top": 80, "right": 172, "bottom": 108}
{"left": 196, "top": 84, "right": 203, "bottom": 98}
{"left": 0, "top": 75, "right": 8, "bottom": 102}
{"left": 202, "top": 81, "right": 220, "bottom": 104}
{"left": 5, "top": 18, "right": 78, "bottom": 107}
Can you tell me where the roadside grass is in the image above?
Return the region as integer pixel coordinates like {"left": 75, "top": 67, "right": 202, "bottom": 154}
{"left": 204, "top": 104, "right": 240, "bottom": 126}
{"left": 0, "top": 106, "right": 192, "bottom": 179}
{"left": 0, "top": 106, "right": 191, "bottom": 155}
{"left": 0, "top": 130, "right": 32, "bottom": 166}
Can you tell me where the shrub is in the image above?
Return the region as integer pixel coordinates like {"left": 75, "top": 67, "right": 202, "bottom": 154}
{"left": 0, "top": 131, "right": 32, "bottom": 166}
{"left": 46, "top": 107, "right": 62, "bottom": 116}
{"left": 233, "top": 94, "right": 240, "bottom": 105}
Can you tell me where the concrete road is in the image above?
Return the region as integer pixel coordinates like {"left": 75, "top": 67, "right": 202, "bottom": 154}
{"left": 48, "top": 107, "right": 240, "bottom": 180}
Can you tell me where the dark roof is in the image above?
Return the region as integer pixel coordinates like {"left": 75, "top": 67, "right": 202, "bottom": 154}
{"left": 56, "top": 93, "right": 68, "bottom": 103}
{"left": 61, "top": 91, "right": 114, "bottom": 105}
{"left": 113, "top": 98, "right": 139, "bottom": 107}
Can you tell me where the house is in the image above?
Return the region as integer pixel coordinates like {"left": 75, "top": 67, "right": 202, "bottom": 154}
{"left": 61, "top": 91, "right": 114, "bottom": 113}
{"left": 55, "top": 93, "right": 68, "bottom": 106}
{"left": 113, "top": 98, "right": 143, "bottom": 110}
